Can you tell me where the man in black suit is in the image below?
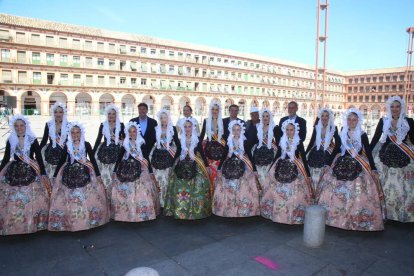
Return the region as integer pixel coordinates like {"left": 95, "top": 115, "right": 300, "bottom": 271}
{"left": 279, "top": 101, "right": 307, "bottom": 142}
{"left": 223, "top": 104, "right": 245, "bottom": 140}
{"left": 129, "top": 103, "right": 157, "bottom": 159}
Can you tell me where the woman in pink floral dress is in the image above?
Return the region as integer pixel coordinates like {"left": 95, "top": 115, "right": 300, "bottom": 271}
{"left": 318, "top": 108, "right": 384, "bottom": 231}
{"left": 49, "top": 122, "right": 109, "bottom": 232}
{"left": 0, "top": 115, "right": 50, "bottom": 235}
{"left": 260, "top": 119, "right": 313, "bottom": 224}
{"left": 213, "top": 120, "right": 260, "bottom": 217}
{"left": 111, "top": 122, "right": 160, "bottom": 222}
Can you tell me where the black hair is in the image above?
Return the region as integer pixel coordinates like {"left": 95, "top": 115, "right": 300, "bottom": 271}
{"left": 183, "top": 105, "right": 192, "bottom": 112}
{"left": 138, "top": 103, "right": 148, "bottom": 109}
{"left": 229, "top": 104, "right": 239, "bottom": 111}
{"left": 288, "top": 101, "right": 298, "bottom": 108}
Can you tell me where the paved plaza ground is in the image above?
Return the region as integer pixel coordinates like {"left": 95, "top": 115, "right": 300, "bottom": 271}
{"left": 1, "top": 215, "right": 413, "bottom": 276}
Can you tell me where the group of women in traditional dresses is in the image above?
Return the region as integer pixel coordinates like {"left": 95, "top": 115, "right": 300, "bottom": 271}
{"left": 1, "top": 96, "right": 413, "bottom": 235}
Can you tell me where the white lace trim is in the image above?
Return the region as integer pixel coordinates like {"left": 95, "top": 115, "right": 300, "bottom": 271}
{"left": 340, "top": 108, "right": 363, "bottom": 156}
{"left": 279, "top": 119, "right": 300, "bottom": 161}
{"left": 102, "top": 104, "right": 121, "bottom": 146}
{"left": 315, "top": 108, "right": 336, "bottom": 151}
{"left": 123, "top": 121, "right": 145, "bottom": 160}
{"left": 66, "top": 122, "right": 86, "bottom": 164}
{"left": 381, "top": 96, "right": 409, "bottom": 144}
{"left": 179, "top": 118, "right": 199, "bottom": 160}
{"left": 257, "top": 108, "right": 275, "bottom": 149}
{"left": 155, "top": 109, "right": 174, "bottom": 149}
{"left": 48, "top": 102, "right": 68, "bottom": 148}
{"left": 227, "top": 120, "right": 246, "bottom": 156}
{"left": 8, "top": 115, "right": 36, "bottom": 159}
{"left": 206, "top": 99, "right": 224, "bottom": 141}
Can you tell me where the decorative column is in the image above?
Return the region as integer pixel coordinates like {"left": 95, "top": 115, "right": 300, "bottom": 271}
{"left": 66, "top": 92, "right": 77, "bottom": 117}
{"left": 91, "top": 93, "right": 101, "bottom": 116}
{"left": 40, "top": 99, "right": 49, "bottom": 116}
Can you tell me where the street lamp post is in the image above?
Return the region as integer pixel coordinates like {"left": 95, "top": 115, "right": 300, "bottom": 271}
{"left": 314, "top": 0, "right": 329, "bottom": 118}
{"left": 404, "top": 27, "right": 414, "bottom": 112}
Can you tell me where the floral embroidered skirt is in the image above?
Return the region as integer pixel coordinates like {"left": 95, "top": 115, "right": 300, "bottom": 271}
{"left": 307, "top": 148, "right": 333, "bottom": 195}
{"left": 42, "top": 143, "right": 65, "bottom": 180}
{"left": 0, "top": 161, "right": 50, "bottom": 235}
{"left": 95, "top": 142, "right": 121, "bottom": 200}
{"left": 111, "top": 169, "right": 160, "bottom": 222}
{"left": 253, "top": 145, "right": 275, "bottom": 185}
{"left": 256, "top": 164, "right": 272, "bottom": 186}
{"left": 318, "top": 156, "right": 384, "bottom": 231}
{"left": 213, "top": 167, "right": 260, "bottom": 218}
{"left": 309, "top": 166, "right": 325, "bottom": 196}
{"left": 260, "top": 158, "right": 312, "bottom": 225}
{"left": 48, "top": 162, "right": 109, "bottom": 232}
{"left": 373, "top": 143, "right": 414, "bottom": 222}
{"left": 153, "top": 168, "right": 172, "bottom": 208}
{"left": 164, "top": 160, "right": 212, "bottom": 220}
{"left": 150, "top": 146, "right": 176, "bottom": 208}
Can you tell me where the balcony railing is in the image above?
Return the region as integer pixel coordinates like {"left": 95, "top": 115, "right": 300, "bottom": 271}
{"left": 5, "top": 35, "right": 349, "bottom": 83}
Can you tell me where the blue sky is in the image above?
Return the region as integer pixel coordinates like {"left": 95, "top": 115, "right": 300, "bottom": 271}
{"left": 1, "top": 0, "right": 413, "bottom": 72}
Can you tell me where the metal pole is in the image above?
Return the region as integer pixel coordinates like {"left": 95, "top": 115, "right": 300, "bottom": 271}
{"left": 404, "top": 27, "right": 414, "bottom": 113}
{"left": 313, "top": 0, "right": 320, "bottom": 118}
{"left": 322, "top": 1, "right": 329, "bottom": 107}
{"left": 314, "top": 0, "right": 329, "bottom": 118}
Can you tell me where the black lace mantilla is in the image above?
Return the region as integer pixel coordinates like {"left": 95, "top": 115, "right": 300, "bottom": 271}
{"left": 253, "top": 146, "right": 274, "bottom": 166}
{"left": 274, "top": 158, "right": 298, "bottom": 183}
{"left": 222, "top": 156, "right": 245, "bottom": 180}
{"left": 45, "top": 143, "right": 64, "bottom": 165}
{"left": 151, "top": 148, "right": 174, "bottom": 170}
{"left": 116, "top": 157, "right": 142, "bottom": 182}
{"left": 308, "top": 147, "right": 331, "bottom": 168}
{"left": 174, "top": 156, "right": 197, "bottom": 180}
{"left": 332, "top": 155, "right": 362, "bottom": 181}
{"left": 97, "top": 143, "right": 121, "bottom": 164}
{"left": 205, "top": 140, "right": 225, "bottom": 161}
{"left": 62, "top": 162, "right": 91, "bottom": 188}
{"left": 379, "top": 143, "right": 410, "bottom": 168}
{"left": 5, "top": 161, "right": 37, "bottom": 186}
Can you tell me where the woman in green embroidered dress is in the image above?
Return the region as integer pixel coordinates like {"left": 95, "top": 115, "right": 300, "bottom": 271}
{"left": 164, "top": 118, "right": 212, "bottom": 220}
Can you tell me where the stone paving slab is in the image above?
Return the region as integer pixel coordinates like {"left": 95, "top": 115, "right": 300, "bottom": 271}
{"left": 1, "top": 216, "right": 413, "bottom": 276}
